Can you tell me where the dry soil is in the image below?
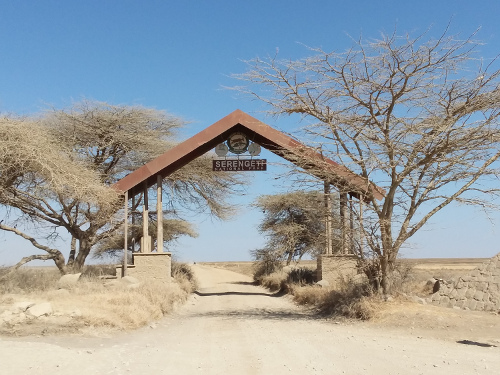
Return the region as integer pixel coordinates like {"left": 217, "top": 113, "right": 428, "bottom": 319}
{"left": 1, "top": 264, "right": 499, "bottom": 374}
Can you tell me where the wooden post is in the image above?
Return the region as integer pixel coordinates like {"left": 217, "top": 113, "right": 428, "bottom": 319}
{"left": 131, "top": 194, "right": 136, "bottom": 253}
{"left": 157, "top": 175, "right": 163, "bottom": 253}
{"left": 324, "top": 181, "right": 333, "bottom": 255}
{"left": 359, "top": 196, "right": 364, "bottom": 256}
{"left": 340, "top": 192, "right": 348, "bottom": 254}
{"left": 142, "top": 182, "right": 150, "bottom": 253}
{"left": 123, "top": 191, "right": 128, "bottom": 277}
{"left": 350, "top": 195, "right": 355, "bottom": 254}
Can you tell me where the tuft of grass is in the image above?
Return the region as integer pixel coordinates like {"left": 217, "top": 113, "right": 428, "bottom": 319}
{"left": 0, "top": 266, "right": 60, "bottom": 294}
{"left": 171, "top": 261, "right": 198, "bottom": 293}
{"left": 316, "top": 281, "right": 379, "bottom": 320}
{"left": 259, "top": 270, "right": 288, "bottom": 292}
{"left": 287, "top": 267, "right": 315, "bottom": 285}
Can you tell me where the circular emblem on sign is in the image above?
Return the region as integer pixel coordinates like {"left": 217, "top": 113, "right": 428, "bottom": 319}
{"left": 227, "top": 132, "right": 249, "bottom": 154}
{"left": 248, "top": 142, "right": 261, "bottom": 156}
{"left": 214, "top": 143, "right": 229, "bottom": 157}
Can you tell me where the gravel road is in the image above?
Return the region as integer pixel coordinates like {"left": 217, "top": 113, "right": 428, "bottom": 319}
{"left": 1, "top": 264, "right": 499, "bottom": 374}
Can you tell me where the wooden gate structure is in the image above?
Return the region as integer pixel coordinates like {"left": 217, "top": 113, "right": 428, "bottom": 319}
{"left": 113, "top": 110, "right": 384, "bottom": 283}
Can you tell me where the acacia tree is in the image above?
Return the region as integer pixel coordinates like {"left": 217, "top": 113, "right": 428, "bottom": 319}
{"left": 0, "top": 100, "right": 243, "bottom": 274}
{"left": 253, "top": 190, "right": 339, "bottom": 266}
{"left": 235, "top": 29, "right": 500, "bottom": 294}
{"left": 0, "top": 116, "right": 118, "bottom": 273}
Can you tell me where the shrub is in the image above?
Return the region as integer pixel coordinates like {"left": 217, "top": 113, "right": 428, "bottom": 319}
{"left": 251, "top": 248, "right": 283, "bottom": 281}
{"left": 317, "top": 281, "right": 378, "bottom": 320}
{"left": 287, "top": 267, "right": 315, "bottom": 285}
{"left": 0, "top": 266, "right": 59, "bottom": 294}
{"left": 171, "top": 261, "right": 198, "bottom": 293}
{"left": 259, "top": 271, "right": 288, "bottom": 292}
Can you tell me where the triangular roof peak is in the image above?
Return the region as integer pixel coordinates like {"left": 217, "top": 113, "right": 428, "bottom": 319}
{"left": 113, "top": 109, "right": 384, "bottom": 200}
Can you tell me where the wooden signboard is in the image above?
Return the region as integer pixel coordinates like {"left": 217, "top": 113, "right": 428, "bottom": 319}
{"left": 213, "top": 159, "right": 267, "bottom": 171}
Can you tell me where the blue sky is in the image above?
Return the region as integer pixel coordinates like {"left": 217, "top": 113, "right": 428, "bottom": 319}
{"left": 1, "top": 1, "right": 500, "bottom": 264}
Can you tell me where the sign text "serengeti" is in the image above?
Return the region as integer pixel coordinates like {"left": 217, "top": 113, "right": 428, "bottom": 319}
{"left": 212, "top": 159, "right": 267, "bottom": 171}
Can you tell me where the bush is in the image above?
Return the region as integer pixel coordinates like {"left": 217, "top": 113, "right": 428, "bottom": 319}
{"left": 171, "top": 261, "right": 197, "bottom": 293}
{"left": 259, "top": 271, "right": 288, "bottom": 292}
{"left": 251, "top": 248, "right": 283, "bottom": 281}
{"left": 317, "top": 281, "right": 378, "bottom": 320}
{"left": 287, "top": 267, "right": 315, "bottom": 285}
{"left": 0, "top": 266, "right": 60, "bottom": 294}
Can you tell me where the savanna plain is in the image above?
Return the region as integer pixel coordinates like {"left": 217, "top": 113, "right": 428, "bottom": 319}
{"left": 0, "top": 259, "right": 499, "bottom": 374}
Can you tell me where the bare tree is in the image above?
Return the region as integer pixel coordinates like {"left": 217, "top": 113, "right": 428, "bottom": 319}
{"left": 235, "top": 29, "right": 500, "bottom": 294}
{"left": 253, "top": 190, "right": 339, "bottom": 265}
{"left": 0, "top": 100, "right": 244, "bottom": 274}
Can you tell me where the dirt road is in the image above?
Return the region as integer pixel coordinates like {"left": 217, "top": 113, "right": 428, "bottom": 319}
{"left": 1, "top": 265, "right": 499, "bottom": 374}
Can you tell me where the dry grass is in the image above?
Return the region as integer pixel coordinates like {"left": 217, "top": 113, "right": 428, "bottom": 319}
{"left": 0, "top": 262, "right": 197, "bottom": 333}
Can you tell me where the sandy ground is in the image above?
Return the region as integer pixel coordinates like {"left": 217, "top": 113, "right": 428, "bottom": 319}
{"left": 1, "top": 264, "right": 499, "bottom": 374}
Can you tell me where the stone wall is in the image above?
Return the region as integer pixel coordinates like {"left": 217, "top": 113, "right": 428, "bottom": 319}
{"left": 317, "top": 254, "right": 358, "bottom": 287}
{"left": 116, "top": 252, "right": 172, "bottom": 283}
{"left": 429, "top": 253, "right": 500, "bottom": 312}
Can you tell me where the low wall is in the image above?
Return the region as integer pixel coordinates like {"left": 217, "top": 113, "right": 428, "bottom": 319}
{"left": 116, "top": 252, "right": 172, "bottom": 283}
{"left": 317, "top": 254, "right": 358, "bottom": 287}
{"left": 429, "top": 253, "right": 500, "bottom": 311}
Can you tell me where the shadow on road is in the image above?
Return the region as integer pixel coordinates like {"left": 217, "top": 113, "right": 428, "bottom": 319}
{"left": 185, "top": 308, "right": 319, "bottom": 321}
{"left": 194, "top": 290, "right": 286, "bottom": 298}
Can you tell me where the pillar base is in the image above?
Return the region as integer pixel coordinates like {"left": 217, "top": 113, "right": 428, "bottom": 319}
{"left": 317, "top": 254, "right": 358, "bottom": 287}
{"left": 116, "top": 252, "right": 172, "bottom": 282}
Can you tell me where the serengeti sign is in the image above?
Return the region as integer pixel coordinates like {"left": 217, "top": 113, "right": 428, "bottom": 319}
{"left": 212, "top": 159, "right": 267, "bottom": 171}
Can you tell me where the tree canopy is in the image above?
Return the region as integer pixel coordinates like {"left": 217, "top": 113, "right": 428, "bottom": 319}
{"left": 235, "top": 29, "right": 500, "bottom": 293}
{"left": 0, "top": 100, "right": 244, "bottom": 274}
{"left": 253, "top": 190, "right": 338, "bottom": 266}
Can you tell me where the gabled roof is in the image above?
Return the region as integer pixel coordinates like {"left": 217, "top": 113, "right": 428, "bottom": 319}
{"left": 113, "top": 109, "right": 384, "bottom": 200}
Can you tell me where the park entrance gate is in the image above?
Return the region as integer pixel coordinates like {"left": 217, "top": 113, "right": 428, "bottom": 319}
{"left": 113, "top": 110, "right": 383, "bottom": 284}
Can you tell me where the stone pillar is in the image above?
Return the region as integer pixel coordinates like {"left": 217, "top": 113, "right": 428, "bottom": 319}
{"left": 317, "top": 254, "right": 358, "bottom": 287}
{"left": 123, "top": 253, "right": 172, "bottom": 282}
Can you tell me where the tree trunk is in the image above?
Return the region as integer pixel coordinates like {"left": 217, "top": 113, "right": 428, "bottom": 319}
{"left": 67, "top": 236, "right": 77, "bottom": 268}
{"left": 73, "top": 238, "right": 92, "bottom": 272}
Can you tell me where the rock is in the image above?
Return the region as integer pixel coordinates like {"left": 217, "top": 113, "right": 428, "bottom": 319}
{"left": 433, "top": 279, "right": 442, "bottom": 294}
{"left": 120, "top": 276, "right": 140, "bottom": 285}
{"left": 410, "top": 296, "right": 427, "bottom": 305}
{"left": 426, "top": 278, "right": 437, "bottom": 287}
{"left": 104, "top": 280, "right": 120, "bottom": 288}
{"left": 27, "top": 302, "right": 53, "bottom": 318}
{"left": 316, "top": 279, "right": 330, "bottom": 288}
{"left": 282, "top": 266, "right": 293, "bottom": 273}
{"left": 0, "top": 310, "right": 14, "bottom": 324}
{"left": 12, "top": 301, "right": 35, "bottom": 313}
{"left": 47, "top": 289, "right": 70, "bottom": 298}
{"left": 57, "top": 273, "right": 82, "bottom": 289}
